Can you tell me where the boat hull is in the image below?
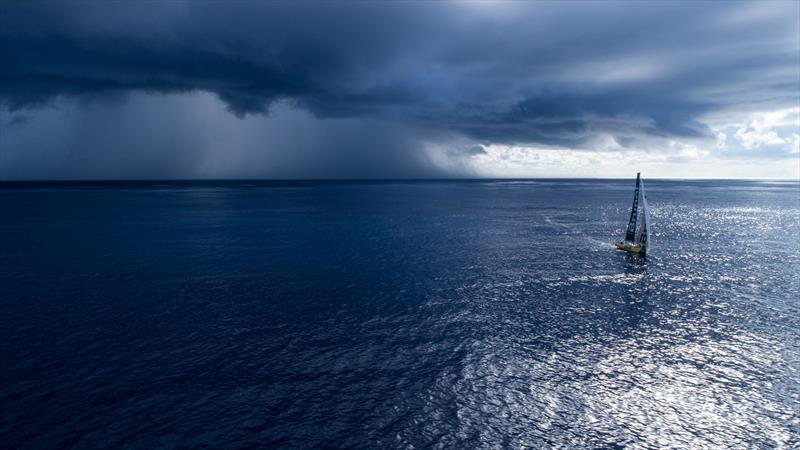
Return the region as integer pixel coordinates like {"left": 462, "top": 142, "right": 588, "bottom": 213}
{"left": 615, "top": 242, "right": 644, "bottom": 254}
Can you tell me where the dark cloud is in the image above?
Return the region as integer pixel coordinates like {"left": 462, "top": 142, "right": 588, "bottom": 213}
{"left": 0, "top": 94, "right": 451, "bottom": 180}
{"left": 0, "top": 1, "right": 798, "bottom": 178}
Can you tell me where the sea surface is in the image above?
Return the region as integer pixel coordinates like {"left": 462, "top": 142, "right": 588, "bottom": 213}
{"left": 1, "top": 179, "right": 798, "bottom": 448}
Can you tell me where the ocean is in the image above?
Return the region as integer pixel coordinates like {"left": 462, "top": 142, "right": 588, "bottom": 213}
{"left": 1, "top": 179, "right": 798, "bottom": 448}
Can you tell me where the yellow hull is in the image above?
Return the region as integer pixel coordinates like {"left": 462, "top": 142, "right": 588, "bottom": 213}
{"left": 615, "top": 242, "right": 643, "bottom": 253}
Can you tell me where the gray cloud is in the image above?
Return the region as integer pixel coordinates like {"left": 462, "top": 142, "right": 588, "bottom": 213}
{"left": 0, "top": 94, "right": 452, "bottom": 180}
{"left": 1, "top": 1, "right": 798, "bottom": 178}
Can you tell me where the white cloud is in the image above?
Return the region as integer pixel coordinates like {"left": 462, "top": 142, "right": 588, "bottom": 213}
{"left": 455, "top": 106, "right": 798, "bottom": 178}
{"left": 702, "top": 107, "right": 799, "bottom": 162}
{"left": 716, "top": 131, "right": 727, "bottom": 149}
{"left": 666, "top": 141, "right": 709, "bottom": 162}
{"left": 730, "top": 107, "right": 799, "bottom": 150}
{"left": 735, "top": 127, "right": 784, "bottom": 149}
{"left": 465, "top": 142, "right": 798, "bottom": 179}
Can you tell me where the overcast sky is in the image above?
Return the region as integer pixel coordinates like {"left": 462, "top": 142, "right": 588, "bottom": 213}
{"left": 1, "top": 1, "right": 798, "bottom": 179}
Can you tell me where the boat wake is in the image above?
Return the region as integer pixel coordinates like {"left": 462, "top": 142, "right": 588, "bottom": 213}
{"left": 543, "top": 214, "right": 610, "bottom": 249}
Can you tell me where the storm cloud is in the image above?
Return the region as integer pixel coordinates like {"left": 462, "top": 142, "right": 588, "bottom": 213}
{"left": 1, "top": 1, "right": 798, "bottom": 178}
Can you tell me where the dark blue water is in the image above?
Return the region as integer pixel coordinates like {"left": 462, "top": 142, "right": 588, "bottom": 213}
{"left": 1, "top": 180, "right": 798, "bottom": 448}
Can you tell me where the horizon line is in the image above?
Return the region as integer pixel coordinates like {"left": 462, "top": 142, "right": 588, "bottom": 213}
{"left": 1, "top": 176, "right": 798, "bottom": 183}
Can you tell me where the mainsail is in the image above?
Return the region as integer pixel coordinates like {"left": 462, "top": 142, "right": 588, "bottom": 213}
{"left": 624, "top": 173, "right": 641, "bottom": 242}
{"left": 638, "top": 178, "right": 651, "bottom": 252}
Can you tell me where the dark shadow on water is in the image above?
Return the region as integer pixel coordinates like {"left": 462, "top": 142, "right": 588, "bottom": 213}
{"left": 620, "top": 251, "right": 648, "bottom": 275}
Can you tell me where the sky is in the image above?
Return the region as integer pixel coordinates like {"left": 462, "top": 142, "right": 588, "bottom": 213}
{"left": 1, "top": 1, "right": 798, "bottom": 179}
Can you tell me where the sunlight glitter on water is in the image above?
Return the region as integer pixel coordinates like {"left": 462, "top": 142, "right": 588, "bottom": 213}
{"left": 425, "top": 319, "right": 798, "bottom": 448}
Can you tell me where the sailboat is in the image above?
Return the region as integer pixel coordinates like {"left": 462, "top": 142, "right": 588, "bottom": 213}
{"left": 615, "top": 172, "right": 651, "bottom": 255}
